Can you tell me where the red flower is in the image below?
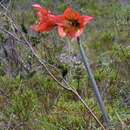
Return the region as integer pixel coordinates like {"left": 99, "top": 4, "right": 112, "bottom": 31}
{"left": 56, "top": 7, "right": 94, "bottom": 38}
{"left": 31, "top": 4, "right": 57, "bottom": 32}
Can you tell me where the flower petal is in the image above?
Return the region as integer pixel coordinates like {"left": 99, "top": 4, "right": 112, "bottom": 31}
{"left": 53, "top": 15, "right": 64, "bottom": 26}
{"left": 32, "top": 4, "right": 41, "bottom": 9}
{"left": 32, "top": 4, "right": 57, "bottom": 32}
{"left": 32, "top": 4, "right": 48, "bottom": 15}
{"left": 58, "top": 26, "right": 66, "bottom": 37}
{"left": 31, "top": 23, "right": 47, "bottom": 32}
{"left": 82, "top": 16, "right": 94, "bottom": 25}
{"left": 64, "top": 6, "right": 80, "bottom": 20}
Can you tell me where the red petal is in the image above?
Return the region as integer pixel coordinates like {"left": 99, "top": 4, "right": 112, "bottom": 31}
{"left": 32, "top": 4, "right": 48, "bottom": 15}
{"left": 31, "top": 25, "right": 40, "bottom": 32}
{"left": 58, "top": 26, "right": 66, "bottom": 37}
{"left": 53, "top": 15, "right": 64, "bottom": 26}
{"left": 31, "top": 22, "right": 54, "bottom": 32}
{"left": 32, "top": 4, "right": 42, "bottom": 9}
{"left": 32, "top": 4, "right": 57, "bottom": 32}
{"left": 82, "top": 16, "right": 94, "bottom": 26}
{"left": 64, "top": 6, "right": 80, "bottom": 20}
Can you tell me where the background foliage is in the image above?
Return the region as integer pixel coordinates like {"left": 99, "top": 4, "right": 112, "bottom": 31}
{"left": 0, "top": 0, "right": 130, "bottom": 130}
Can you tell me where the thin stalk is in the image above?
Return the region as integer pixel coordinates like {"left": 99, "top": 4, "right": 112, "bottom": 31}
{"left": 77, "top": 37, "right": 110, "bottom": 127}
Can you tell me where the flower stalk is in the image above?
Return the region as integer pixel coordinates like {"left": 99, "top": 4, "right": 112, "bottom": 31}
{"left": 77, "top": 37, "right": 110, "bottom": 127}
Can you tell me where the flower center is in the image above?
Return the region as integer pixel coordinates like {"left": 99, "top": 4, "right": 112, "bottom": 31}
{"left": 68, "top": 19, "right": 80, "bottom": 28}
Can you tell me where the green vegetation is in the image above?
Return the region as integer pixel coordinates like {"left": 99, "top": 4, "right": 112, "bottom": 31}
{"left": 0, "top": 0, "right": 130, "bottom": 129}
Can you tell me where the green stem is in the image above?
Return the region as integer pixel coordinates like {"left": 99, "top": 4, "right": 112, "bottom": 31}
{"left": 77, "top": 37, "right": 110, "bottom": 127}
